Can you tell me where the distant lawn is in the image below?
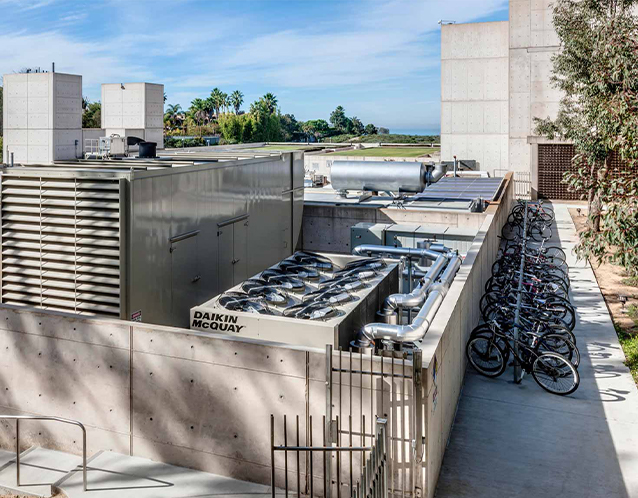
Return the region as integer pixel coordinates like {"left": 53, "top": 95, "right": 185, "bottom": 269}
{"left": 328, "top": 147, "right": 437, "bottom": 158}
{"left": 261, "top": 145, "right": 310, "bottom": 151}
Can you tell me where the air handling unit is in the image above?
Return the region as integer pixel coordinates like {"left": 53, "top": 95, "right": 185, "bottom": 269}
{"left": 0, "top": 152, "right": 304, "bottom": 328}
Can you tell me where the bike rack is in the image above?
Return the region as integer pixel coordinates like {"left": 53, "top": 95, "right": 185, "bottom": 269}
{"left": 0, "top": 415, "right": 88, "bottom": 491}
{"left": 512, "top": 201, "right": 528, "bottom": 383}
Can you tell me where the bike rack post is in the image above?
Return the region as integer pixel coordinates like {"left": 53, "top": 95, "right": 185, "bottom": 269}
{"left": 513, "top": 201, "right": 527, "bottom": 383}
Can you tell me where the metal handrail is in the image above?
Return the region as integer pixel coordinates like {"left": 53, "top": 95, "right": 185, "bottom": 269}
{"left": 0, "top": 415, "right": 87, "bottom": 491}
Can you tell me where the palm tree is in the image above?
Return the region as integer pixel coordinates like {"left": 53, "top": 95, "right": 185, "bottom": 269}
{"left": 164, "top": 103, "right": 182, "bottom": 130}
{"left": 230, "top": 90, "right": 244, "bottom": 114}
{"left": 189, "top": 98, "right": 207, "bottom": 136}
{"left": 209, "top": 88, "right": 225, "bottom": 117}
{"left": 221, "top": 92, "right": 229, "bottom": 114}
{"left": 262, "top": 93, "right": 278, "bottom": 114}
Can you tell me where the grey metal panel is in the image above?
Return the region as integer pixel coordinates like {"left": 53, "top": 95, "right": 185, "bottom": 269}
{"left": 129, "top": 174, "right": 172, "bottom": 324}
{"left": 385, "top": 224, "right": 418, "bottom": 248}
{"left": 170, "top": 234, "right": 199, "bottom": 328}
{"left": 351, "top": 223, "right": 393, "bottom": 249}
{"left": 196, "top": 169, "right": 218, "bottom": 302}
{"left": 217, "top": 223, "right": 234, "bottom": 293}
{"left": 232, "top": 219, "right": 248, "bottom": 285}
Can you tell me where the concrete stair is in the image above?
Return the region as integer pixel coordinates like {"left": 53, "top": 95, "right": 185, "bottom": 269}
{"left": 0, "top": 446, "right": 281, "bottom": 498}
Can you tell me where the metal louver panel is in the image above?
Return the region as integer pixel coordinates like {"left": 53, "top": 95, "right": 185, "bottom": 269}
{"left": 1, "top": 176, "right": 123, "bottom": 318}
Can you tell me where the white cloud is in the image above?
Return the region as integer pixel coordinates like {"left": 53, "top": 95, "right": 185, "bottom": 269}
{"left": 0, "top": 0, "right": 509, "bottom": 127}
{"left": 173, "top": 0, "right": 508, "bottom": 90}
{"left": 0, "top": 30, "right": 153, "bottom": 92}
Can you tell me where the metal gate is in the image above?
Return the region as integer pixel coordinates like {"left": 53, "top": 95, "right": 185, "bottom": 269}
{"left": 271, "top": 346, "right": 423, "bottom": 498}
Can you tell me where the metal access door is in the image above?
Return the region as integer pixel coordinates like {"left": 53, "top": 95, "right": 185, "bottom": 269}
{"left": 217, "top": 214, "right": 249, "bottom": 292}
{"left": 170, "top": 230, "right": 201, "bottom": 328}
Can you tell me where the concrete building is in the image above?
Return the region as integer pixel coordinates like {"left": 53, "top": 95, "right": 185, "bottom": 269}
{"left": 101, "top": 82, "right": 164, "bottom": 148}
{"left": 2, "top": 72, "right": 82, "bottom": 164}
{"left": 441, "top": 0, "right": 561, "bottom": 197}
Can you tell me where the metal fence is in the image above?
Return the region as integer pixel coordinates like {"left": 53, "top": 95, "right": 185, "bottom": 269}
{"left": 495, "top": 170, "right": 531, "bottom": 199}
{"left": 270, "top": 346, "right": 423, "bottom": 498}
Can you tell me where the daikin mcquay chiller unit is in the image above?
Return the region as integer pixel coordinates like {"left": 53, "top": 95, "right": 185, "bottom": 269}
{"left": 190, "top": 252, "right": 399, "bottom": 349}
{"left": 0, "top": 152, "right": 304, "bottom": 328}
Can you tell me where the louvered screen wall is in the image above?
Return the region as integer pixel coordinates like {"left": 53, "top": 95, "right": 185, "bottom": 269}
{"left": 1, "top": 176, "right": 123, "bottom": 318}
{"left": 538, "top": 144, "right": 637, "bottom": 200}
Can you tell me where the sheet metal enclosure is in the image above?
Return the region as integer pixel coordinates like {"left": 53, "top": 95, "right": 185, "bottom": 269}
{"left": 190, "top": 254, "right": 399, "bottom": 349}
{"left": 330, "top": 161, "right": 426, "bottom": 193}
{"left": 0, "top": 152, "right": 304, "bottom": 328}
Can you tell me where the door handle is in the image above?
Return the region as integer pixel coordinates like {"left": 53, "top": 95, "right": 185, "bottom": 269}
{"left": 192, "top": 275, "right": 201, "bottom": 283}
{"left": 232, "top": 259, "right": 240, "bottom": 265}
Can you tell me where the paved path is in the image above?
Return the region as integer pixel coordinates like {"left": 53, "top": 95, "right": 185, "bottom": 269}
{"left": 435, "top": 204, "right": 638, "bottom": 498}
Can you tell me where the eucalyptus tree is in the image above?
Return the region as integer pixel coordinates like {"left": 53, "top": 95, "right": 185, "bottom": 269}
{"left": 535, "top": 0, "right": 638, "bottom": 275}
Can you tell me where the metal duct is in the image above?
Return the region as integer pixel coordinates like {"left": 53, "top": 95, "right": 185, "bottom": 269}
{"left": 426, "top": 163, "right": 447, "bottom": 185}
{"left": 384, "top": 252, "right": 448, "bottom": 311}
{"left": 356, "top": 254, "right": 462, "bottom": 345}
{"left": 331, "top": 161, "right": 426, "bottom": 193}
{"left": 352, "top": 244, "right": 448, "bottom": 261}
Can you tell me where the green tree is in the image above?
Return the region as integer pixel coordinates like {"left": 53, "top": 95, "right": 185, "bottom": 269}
{"left": 230, "top": 90, "right": 244, "bottom": 114}
{"left": 364, "top": 123, "right": 378, "bottom": 135}
{"left": 535, "top": 0, "right": 638, "bottom": 275}
{"left": 280, "top": 114, "right": 301, "bottom": 141}
{"left": 329, "top": 105, "right": 348, "bottom": 132}
{"left": 378, "top": 127, "right": 390, "bottom": 135}
{"left": 0, "top": 86, "right": 3, "bottom": 137}
{"left": 262, "top": 93, "right": 278, "bottom": 114}
{"left": 218, "top": 113, "right": 246, "bottom": 143}
{"left": 302, "top": 119, "right": 330, "bottom": 141}
{"left": 164, "top": 103, "right": 183, "bottom": 131}
{"left": 351, "top": 116, "right": 365, "bottom": 135}
{"left": 189, "top": 98, "right": 208, "bottom": 136}
{"left": 82, "top": 100, "right": 101, "bottom": 128}
{"left": 208, "top": 88, "right": 225, "bottom": 117}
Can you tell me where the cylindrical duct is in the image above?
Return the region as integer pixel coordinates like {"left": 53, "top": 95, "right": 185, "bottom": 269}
{"left": 331, "top": 161, "right": 426, "bottom": 193}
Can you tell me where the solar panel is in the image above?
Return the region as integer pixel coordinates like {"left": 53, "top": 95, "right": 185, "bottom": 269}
{"left": 412, "top": 177, "right": 504, "bottom": 202}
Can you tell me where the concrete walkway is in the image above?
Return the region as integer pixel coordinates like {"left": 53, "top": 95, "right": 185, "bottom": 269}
{"left": 435, "top": 204, "right": 638, "bottom": 498}
{"left": 0, "top": 446, "right": 280, "bottom": 498}
{"left": 59, "top": 450, "right": 280, "bottom": 498}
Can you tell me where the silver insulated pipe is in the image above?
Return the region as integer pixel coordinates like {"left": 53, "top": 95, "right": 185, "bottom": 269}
{"left": 383, "top": 252, "right": 448, "bottom": 311}
{"left": 352, "top": 244, "right": 448, "bottom": 261}
{"left": 357, "top": 254, "right": 462, "bottom": 345}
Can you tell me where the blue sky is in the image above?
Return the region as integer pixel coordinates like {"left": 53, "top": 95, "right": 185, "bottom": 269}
{"left": 0, "top": 0, "right": 509, "bottom": 133}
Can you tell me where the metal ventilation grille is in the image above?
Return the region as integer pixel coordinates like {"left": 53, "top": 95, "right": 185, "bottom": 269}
{"left": 1, "top": 176, "right": 123, "bottom": 317}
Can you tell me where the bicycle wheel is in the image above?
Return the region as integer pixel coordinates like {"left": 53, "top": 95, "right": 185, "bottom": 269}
{"left": 532, "top": 353, "right": 580, "bottom": 395}
{"left": 469, "top": 328, "right": 510, "bottom": 361}
{"left": 538, "top": 321, "right": 577, "bottom": 344}
{"left": 501, "top": 221, "right": 522, "bottom": 241}
{"left": 543, "top": 246, "right": 567, "bottom": 261}
{"left": 466, "top": 336, "right": 507, "bottom": 378}
{"left": 530, "top": 224, "right": 552, "bottom": 242}
{"left": 537, "top": 334, "right": 580, "bottom": 368}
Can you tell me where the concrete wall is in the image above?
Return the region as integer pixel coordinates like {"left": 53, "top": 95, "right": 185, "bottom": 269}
{"left": 509, "top": 0, "right": 561, "bottom": 174}
{"left": 418, "top": 173, "right": 514, "bottom": 497}
{"left": 0, "top": 304, "right": 411, "bottom": 493}
{"left": 101, "top": 82, "right": 164, "bottom": 148}
{"left": 300, "top": 204, "right": 486, "bottom": 253}
{"left": 440, "top": 22, "right": 509, "bottom": 173}
{"left": 2, "top": 72, "right": 82, "bottom": 164}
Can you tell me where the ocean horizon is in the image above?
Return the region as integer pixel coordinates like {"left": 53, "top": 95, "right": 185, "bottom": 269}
{"left": 389, "top": 128, "right": 440, "bottom": 136}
